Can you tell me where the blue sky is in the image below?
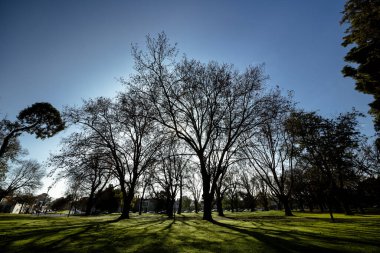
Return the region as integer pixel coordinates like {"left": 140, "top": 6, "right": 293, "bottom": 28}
{"left": 0, "top": 0, "right": 374, "bottom": 197}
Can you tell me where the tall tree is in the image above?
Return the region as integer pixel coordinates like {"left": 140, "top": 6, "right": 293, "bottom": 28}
{"left": 341, "top": 0, "right": 380, "bottom": 137}
{"left": 129, "top": 32, "right": 276, "bottom": 221}
{"left": 242, "top": 94, "right": 296, "bottom": 216}
{"left": 65, "top": 93, "right": 162, "bottom": 219}
{"left": 289, "top": 110, "right": 364, "bottom": 220}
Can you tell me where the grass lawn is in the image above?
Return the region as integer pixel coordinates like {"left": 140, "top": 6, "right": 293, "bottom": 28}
{"left": 0, "top": 211, "right": 379, "bottom": 253}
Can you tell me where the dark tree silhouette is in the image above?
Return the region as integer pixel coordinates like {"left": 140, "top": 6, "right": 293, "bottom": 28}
{"left": 153, "top": 137, "right": 188, "bottom": 218}
{"left": 288, "top": 110, "right": 364, "bottom": 221}
{"left": 0, "top": 160, "right": 44, "bottom": 199}
{"left": 49, "top": 132, "right": 112, "bottom": 216}
{"left": 129, "top": 32, "right": 276, "bottom": 221}
{"left": 65, "top": 94, "right": 162, "bottom": 219}
{"left": 341, "top": 0, "right": 380, "bottom": 138}
{"left": 242, "top": 95, "right": 296, "bottom": 216}
{"left": 0, "top": 102, "right": 65, "bottom": 160}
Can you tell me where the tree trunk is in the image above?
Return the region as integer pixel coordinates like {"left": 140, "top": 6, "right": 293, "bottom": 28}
{"left": 166, "top": 194, "right": 175, "bottom": 219}
{"left": 327, "top": 195, "right": 335, "bottom": 222}
{"left": 202, "top": 192, "right": 213, "bottom": 221}
{"left": 19, "top": 203, "right": 24, "bottom": 214}
{"left": 85, "top": 190, "right": 95, "bottom": 216}
{"left": 282, "top": 197, "right": 293, "bottom": 216}
{"left": 118, "top": 183, "right": 131, "bottom": 219}
{"left": 194, "top": 200, "right": 199, "bottom": 213}
{"left": 216, "top": 189, "right": 224, "bottom": 217}
{"left": 139, "top": 185, "right": 146, "bottom": 215}
{"left": 201, "top": 169, "right": 213, "bottom": 221}
{"left": 67, "top": 201, "right": 74, "bottom": 217}
{"left": 177, "top": 176, "right": 183, "bottom": 215}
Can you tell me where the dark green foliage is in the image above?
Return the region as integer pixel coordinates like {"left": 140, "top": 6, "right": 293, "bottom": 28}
{"left": 287, "top": 110, "right": 364, "bottom": 217}
{"left": 341, "top": 0, "right": 380, "bottom": 132}
{"left": 94, "top": 186, "right": 120, "bottom": 214}
{"left": 17, "top": 102, "right": 65, "bottom": 139}
{"left": 0, "top": 102, "right": 65, "bottom": 163}
{"left": 51, "top": 197, "right": 71, "bottom": 211}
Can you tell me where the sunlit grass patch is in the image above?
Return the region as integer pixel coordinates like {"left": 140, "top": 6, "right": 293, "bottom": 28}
{"left": 0, "top": 212, "right": 379, "bottom": 252}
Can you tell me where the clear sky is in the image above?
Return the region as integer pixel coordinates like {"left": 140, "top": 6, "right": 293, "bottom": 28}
{"left": 0, "top": 0, "right": 375, "bottom": 198}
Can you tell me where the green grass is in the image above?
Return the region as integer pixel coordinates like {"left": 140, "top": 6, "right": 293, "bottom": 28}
{"left": 0, "top": 211, "right": 379, "bottom": 252}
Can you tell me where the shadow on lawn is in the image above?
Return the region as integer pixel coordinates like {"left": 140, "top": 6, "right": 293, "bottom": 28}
{"left": 1, "top": 214, "right": 379, "bottom": 253}
{"left": 1, "top": 223, "right": 109, "bottom": 253}
{"left": 211, "top": 220, "right": 345, "bottom": 253}
{"left": 0, "top": 216, "right": 179, "bottom": 253}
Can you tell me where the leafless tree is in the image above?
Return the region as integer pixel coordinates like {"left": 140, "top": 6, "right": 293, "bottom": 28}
{"left": 65, "top": 92, "right": 162, "bottom": 219}
{"left": 239, "top": 169, "right": 257, "bottom": 212}
{"left": 49, "top": 132, "right": 113, "bottom": 215}
{"left": 128, "top": 32, "right": 276, "bottom": 221}
{"left": 224, "top": 170, "right": 241, "bottom": 212}
{"left": 188, "top": 171, "right": 202, "bottom": 213}
{"left": 153, "top": 136, "right": 189, "bottom": 218}
{"left": 0, "top": 160, "right": 44, "bottom": 199}
{"left": 242, "top": 95, "right": 296, "bottom": 216}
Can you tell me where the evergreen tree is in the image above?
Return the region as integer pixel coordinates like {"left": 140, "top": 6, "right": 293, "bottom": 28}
{"left": 341, "top": 0, "right": 380, "bottom": 137}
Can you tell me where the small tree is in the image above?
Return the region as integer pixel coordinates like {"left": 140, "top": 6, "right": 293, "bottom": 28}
{"left": 50, "top": 132, "right": 112, "bottom": 215}
{"left": 153, "top": 137, "right": 188, "bottom": 218}
{"left": 188, "top": 171, "right": 202, "bottom": 213}
{"left": 0, "top": 160, "right": 44, "bottom": 199}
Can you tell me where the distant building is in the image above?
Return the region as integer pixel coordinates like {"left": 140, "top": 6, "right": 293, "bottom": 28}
{"left": 140, "top": 199, "right": 158, "bottom": 212}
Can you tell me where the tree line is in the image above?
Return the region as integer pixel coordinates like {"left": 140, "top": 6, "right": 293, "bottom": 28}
{"left": 46, "top": 33, "right": 379, "bottom": 222}
{"left": 1, "top": 19, "right": 379, "bottom": 221}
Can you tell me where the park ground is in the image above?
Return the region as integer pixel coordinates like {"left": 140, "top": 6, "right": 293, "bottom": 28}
{"left": 0, "top": 211, "right": 379, "bottom": 253}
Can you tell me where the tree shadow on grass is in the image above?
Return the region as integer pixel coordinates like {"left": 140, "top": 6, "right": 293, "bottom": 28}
{"left": 1, "top": 215, "right": 174, "bottom": 253}
{"left": 211, "top": 220, "right": 346, "bottom": 253}
{"left": 0, "top": 223, "right": 110, "bottom": 253}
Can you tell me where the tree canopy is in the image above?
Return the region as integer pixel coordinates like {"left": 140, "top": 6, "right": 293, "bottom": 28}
{"left": 0, "top": 102, "right": 65, "bottom": 183}
{"left": 341, "top": 0, "right": 380, "bottom": 134}
{"left": 0, "top": 102, "right": 65, "bottom": 161}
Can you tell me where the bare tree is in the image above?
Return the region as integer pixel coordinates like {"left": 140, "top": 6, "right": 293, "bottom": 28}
{"left": 153, "top": 137, "right": 188, "bottom": 218}
{"left": 138, "top": 168, "right": 154, "bottom": 215}
{"left": 128, "top": 32, "right": 275, "bottom": 221}
{"left": 224, "top": 170, "right": 241, "bottom": 212}
{"left": 0, "top": 160, "right": 44, "bottom": 199}
{"left": 49, "top": 132, "right": 113, "bottom": 215}
{"left": 65, "top": 92, "right": 162, "bottom": 219}
{"left": 188, "top": 171, "right": 202, "bottom": 213}
{"left": 242, "top": 95, "right": 295, "bottom": 216}
{"left": 239, "top": 170, "right": 257, "bottom": 212}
